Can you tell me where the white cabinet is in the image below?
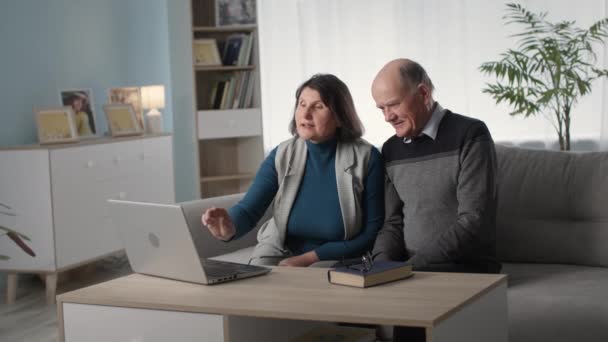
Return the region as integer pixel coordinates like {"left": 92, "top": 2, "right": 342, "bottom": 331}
{"left": 197, "top": 108, "right": 262, "bottom": 140}
{"left": 0, "top": 135, "right": 175, "bottom": 303}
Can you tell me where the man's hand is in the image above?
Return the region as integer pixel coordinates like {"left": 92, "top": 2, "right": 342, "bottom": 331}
{"left": 201, "top": 207, "right": 236, "bottom": 241}
{"left": 278, "top": 251, "right": 320, "bottom": 267}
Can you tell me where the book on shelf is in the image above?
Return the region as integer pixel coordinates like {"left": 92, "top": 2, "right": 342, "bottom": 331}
{"left": 236, "top": 34, "right": 254, "bottom": 66}
{"left": 208, "top": 71, "right": 255, "bottom": 110}
{"left": 222, "top": 34, "right": 245, "bottom": 66}
{"left": 327, "top": 260, "right": 413, "bottom": 288}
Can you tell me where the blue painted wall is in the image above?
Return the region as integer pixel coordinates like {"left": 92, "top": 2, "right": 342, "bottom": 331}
{"left": 0, "top": 0, "right": 200, "bottom": 201}
{"left": 0, "top": 0, "right": 173, "bottom": 143}
{"left": 167, "top": 0, "right": 199, "bottom": 201}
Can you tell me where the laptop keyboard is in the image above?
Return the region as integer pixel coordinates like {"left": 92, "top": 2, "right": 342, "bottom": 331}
{"left": 201, "top": 259, "right": 254, "bottom": 278}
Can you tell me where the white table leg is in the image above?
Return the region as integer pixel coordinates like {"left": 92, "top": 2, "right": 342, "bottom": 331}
{"left": 428, "top": 282, "right": 508, "bottom": 342}
{"left": 6, "top": 272, "right": 18, "bottom": 304}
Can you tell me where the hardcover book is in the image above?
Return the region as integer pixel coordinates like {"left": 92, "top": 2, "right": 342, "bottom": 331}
{"left": 327, "top": 261, "right": 413, "bottom": 288}
{"left": 222, "top": 34, "right": 245, "bottom": 66}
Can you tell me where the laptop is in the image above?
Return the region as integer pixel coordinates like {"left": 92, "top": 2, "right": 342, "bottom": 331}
{"left": 108, "top": 199, "right": 270, "bottom": 285}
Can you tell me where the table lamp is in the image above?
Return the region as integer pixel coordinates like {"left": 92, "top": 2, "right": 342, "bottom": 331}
{"left": 141, "top": 85, "right": 165, "bottom": 134}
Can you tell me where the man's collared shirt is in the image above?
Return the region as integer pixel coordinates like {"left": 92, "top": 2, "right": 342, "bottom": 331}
{"left": 403, "top": 102, "right": 446, "bottom": 144}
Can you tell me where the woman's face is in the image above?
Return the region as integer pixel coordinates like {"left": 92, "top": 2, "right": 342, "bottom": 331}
{"left": 295, "top": 87, "right": 339, "bottom": 143}
{"left": 72, "top": 98, "right": 83, "bottom": 111}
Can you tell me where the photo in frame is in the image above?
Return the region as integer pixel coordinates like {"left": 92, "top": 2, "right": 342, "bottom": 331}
{"left": 59, "top": 89, "right": 97, "bottom": 138}
{"left": 193, "top": 39, "right": 222, "bottom": 66}
{"left": 35, "top": 107, "right": 79, "bottom": 145}
{"left": 108, "top": 87, "right": 144, "bottom": 130}
{"left": 215, "top": 0, "right": 256, "bottom": 26}
{"left": 103, "top": 104, "right": 143, "bottom": 137}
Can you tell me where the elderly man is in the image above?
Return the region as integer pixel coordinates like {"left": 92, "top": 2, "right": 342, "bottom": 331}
{"left": 371, "top": 59, "right": 500, "bottom": 274}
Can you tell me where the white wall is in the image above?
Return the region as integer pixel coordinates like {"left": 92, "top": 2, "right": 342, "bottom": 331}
{"left": 258, "top": 0, "right": 607, "bottom": 150}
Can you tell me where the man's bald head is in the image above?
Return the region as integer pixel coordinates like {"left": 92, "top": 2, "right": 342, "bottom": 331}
{"left": 371, "top": 59, "right": 436, "bottom": 138}
{"left": 373, "top": 59, "right": 434, "bottom": 97}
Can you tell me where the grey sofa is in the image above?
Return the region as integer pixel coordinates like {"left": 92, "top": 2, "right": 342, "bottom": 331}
{"left": 181, "top": 144, "right": 608, "bottom": 342}
{"left": 495, "top": 145, "right": 608, "bottom": 342}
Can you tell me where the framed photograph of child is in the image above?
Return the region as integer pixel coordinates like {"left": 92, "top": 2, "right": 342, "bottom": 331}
{"left": 108, "top": 87, "right": 144, "bottom": 130}
{"left": 215, "top": 0, "right": 256, "bottom": 26}
{"left": 35, "top": 107, "right": 79, "bottom": 145}
{"left": 103, "top": 104, "right": 144, "bottom": 137}
{"left": 193, "top": 39, "right": 222, "bottom": 66}
{"left": 59, "top": 89, "right": 97, "bottom": 138}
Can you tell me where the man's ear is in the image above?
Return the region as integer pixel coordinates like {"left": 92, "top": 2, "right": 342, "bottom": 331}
{"left": 417, "top": 84, "right": 432, "bottom": 105}
{"left": 417, "top": 84, "right": 430, "bottom": 99}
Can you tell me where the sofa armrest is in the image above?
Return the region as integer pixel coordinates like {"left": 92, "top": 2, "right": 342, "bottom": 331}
{"left": 180, "top": 193, "right": 271, "bottom": 259}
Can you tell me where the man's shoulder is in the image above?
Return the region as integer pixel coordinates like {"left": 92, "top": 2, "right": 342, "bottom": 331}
{"left": 439, "top": 111, "right": 492, "bottom": 141}
{"left": 441, "top": 111, "right": 486, "bottom": 129}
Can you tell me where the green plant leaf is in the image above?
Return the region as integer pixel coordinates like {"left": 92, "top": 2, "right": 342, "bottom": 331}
{"left": 480, "top": 3, "right": 608, "bottom": 151}
{"left": 0, "top": 225, "right": 31, "bottom": 241}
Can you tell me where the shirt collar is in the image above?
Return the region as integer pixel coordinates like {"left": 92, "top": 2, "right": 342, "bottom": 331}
{"left": 420, "top": 102, "right": 445, "bottom": 141}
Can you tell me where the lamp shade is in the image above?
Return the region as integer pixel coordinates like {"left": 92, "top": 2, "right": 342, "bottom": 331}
{"left": 141, "top": 85, "right": 165, "bottom": 109}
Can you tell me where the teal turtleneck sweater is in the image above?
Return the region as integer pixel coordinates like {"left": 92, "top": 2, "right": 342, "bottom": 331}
{"left": 228, "top": 138, "right": 384, "bottom": 260}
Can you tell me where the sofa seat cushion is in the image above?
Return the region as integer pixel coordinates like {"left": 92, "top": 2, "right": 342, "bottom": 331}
{"left": 209, "top": 246, "right": 255, "bottom": 264}
{"left": 503, "top": 263, "right": 608, "bottom": 342}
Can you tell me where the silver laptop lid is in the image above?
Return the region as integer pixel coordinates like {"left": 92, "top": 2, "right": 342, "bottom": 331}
{"left": 108, "top": 200, "right": 209, "bottom": 284}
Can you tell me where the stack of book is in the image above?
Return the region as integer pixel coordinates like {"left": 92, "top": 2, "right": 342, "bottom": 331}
{"left": 209, "top": 72, "right": 256, "bottom": 110}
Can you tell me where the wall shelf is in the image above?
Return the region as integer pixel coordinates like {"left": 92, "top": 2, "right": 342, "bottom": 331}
{"left": 194, "top": 65, "right": 255, "bottom": 72}
{"left": 193, "top": 25, "right": 257, "bottom": 33}
{"left": 200, "top": 173, "right": 255, "bottom": 183}
{"left": 191, "top": 0, "right": 264, "bottom": 199}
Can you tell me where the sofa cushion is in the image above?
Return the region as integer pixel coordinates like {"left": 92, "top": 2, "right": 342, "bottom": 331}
{"left": 495, "top": 145, "right": 608, "bottom": 267}
{"left": 503, "top": 263, "right": 608, "bottom": 342}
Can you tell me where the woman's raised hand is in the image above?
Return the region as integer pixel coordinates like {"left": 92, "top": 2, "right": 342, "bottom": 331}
{"left": 201, "top": 207, "right": 236, "bottom": 241}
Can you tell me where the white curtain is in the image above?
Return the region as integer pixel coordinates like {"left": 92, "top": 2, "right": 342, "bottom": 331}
{"left": 258, "top": 0, "right": 608, "bottom": 151}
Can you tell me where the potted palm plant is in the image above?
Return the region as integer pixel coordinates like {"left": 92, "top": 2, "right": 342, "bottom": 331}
{"left": 1, "top": 202, "right": 35, "bottom": 260}
{"left": 480, "top": 3, "right": 608, "bottom": 150}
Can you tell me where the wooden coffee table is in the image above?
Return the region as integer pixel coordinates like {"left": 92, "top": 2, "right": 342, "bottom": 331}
{"left": 57, "top": 267, "right": 507, "bottom": 342}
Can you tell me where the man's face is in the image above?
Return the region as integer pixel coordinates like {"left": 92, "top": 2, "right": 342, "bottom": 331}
{"left": 372, "top": 77, "right": 430, "bottom": 138}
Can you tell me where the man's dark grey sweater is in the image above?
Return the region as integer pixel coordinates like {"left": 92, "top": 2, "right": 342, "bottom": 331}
{"left": 372, "top": 109, "right": 500, "bottom": 272}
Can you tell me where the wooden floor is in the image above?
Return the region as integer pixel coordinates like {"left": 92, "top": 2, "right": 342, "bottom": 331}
{"left": 0, "top": 254, "right": 132, "bottom": 342}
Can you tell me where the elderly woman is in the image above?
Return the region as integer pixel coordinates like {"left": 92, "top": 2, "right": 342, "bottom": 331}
{"left": 202, "top": 74, "right": 384, "bottom": 267}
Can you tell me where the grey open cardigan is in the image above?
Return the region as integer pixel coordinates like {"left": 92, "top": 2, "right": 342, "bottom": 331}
{"left": 249, "top": 137, "right": 374, "bottom": 262}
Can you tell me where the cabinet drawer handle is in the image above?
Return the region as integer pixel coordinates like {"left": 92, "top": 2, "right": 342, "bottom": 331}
{"left": 86, "top": 161, "right": 94, "bottom": 168}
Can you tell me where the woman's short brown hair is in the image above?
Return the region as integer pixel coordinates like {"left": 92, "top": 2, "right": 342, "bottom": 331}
{"left": 289, "top": 74, "right": 364, "bottom": 142}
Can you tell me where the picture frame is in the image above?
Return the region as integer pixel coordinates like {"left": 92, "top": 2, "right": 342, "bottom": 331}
{"left": 193, "top": 39, "right": 222, "bottom": 66}
{"left": 108, "top": 87, "right": 144, "bottom": 130}
{"left": 103, "top": 104, "right": 144, "bottom": 137}
{"left": 215, "top": 0, "right": 256, "bottom": 26}
{"left": 59, "top": 89, "right": 97, "bottom": 138}
{"left": 35, "top": 107, "right": 79, "bottom": 145}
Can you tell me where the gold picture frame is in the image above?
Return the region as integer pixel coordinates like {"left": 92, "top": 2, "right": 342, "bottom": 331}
{"left": 193, "top": 39, "right": 222, "bottom": 66}
{"left": 103, "top": 104, "right": 143, "bottom": 137}
{"left": 108, "top": 87, "right": 144, "bottom": 130}
{"left": 35, "top": 107, "right": 79, "bottom": 145}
